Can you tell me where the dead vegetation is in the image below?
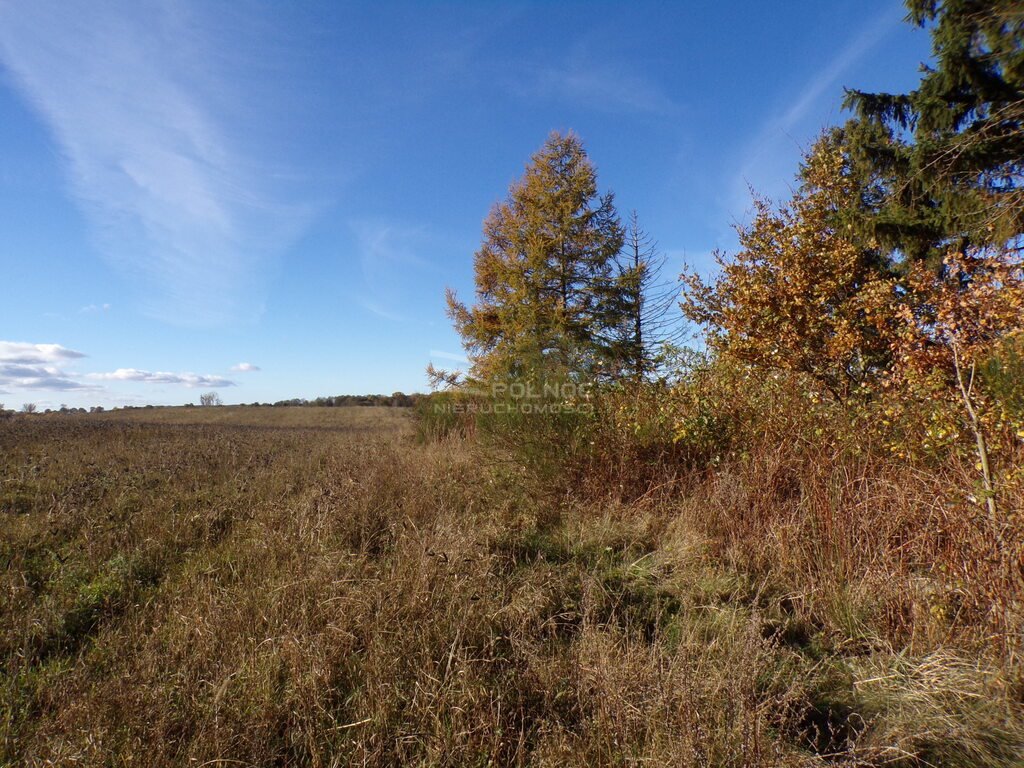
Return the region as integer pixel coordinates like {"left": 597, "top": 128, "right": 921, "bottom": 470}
{"left": 1, "top": 406, "right": 1022, "bottom": 766}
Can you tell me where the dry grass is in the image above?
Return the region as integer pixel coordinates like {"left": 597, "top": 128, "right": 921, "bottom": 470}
{"left": 2, "top": 407, "right": 1022, "bottom": 766}
{"left": 676, "top": 433, "right": 1024, "bottom": 655}
{"left": 90, "top": 403, "right": 412, "bottom": 431}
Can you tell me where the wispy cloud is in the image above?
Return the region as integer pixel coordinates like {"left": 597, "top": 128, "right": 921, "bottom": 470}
{"left": 350, "top": 220, "right": 437, "bottom": 322}
{"left": 507, "top": 37, "right": 678, "bottom": 117}
{"left": 519, "top": 60, "right": 678, "bottom": 116}
{"left": 80, "top": 303, "right": 111, "bottom": 314}
{"left": 353, "top": 220, "right": 433, "bottom": 281}
{"left": 777, "top": 11, "right": 899, "bottom": 131}
{"left": 0, "top": 1, "right": 310, "bottom": 325}
{"left": 729, "top": 7, "right": 903, "bottom": 216}
{"left": 88, "top": 369, "right": 235, "bottom": 388}
{"left": 429, "top": 349, "right": 469, "bottom": 364}
{"left": 231, "top": 362, "right": 260, "bottom": 372}
{"left": 356, "top": 297, "right": 405, "bottom": 323}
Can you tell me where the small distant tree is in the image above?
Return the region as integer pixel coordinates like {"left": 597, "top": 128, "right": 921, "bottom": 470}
{"left": 199, "top": 392, "right": 222, "bottom": 407}
{"left": 21, "top": 403, "right": 37, "bottom": 414}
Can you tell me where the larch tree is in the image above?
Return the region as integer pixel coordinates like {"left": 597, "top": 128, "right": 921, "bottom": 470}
{"left": 446, "top": 131, "right": 626, "bottom": 381}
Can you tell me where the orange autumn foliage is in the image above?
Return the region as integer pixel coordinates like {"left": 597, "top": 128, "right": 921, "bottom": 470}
{"left": 681, "top": 134, "right": 890, "bottom": 400}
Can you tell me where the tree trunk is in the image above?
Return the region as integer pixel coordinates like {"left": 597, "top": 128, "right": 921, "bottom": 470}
{"left": 952, "top": 346, "right": 998, "bottom": 524}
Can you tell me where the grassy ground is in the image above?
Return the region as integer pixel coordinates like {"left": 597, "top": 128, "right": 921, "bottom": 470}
{"left": 2, "top": 407, "right": 1021, "bottom": 766}
{"left": 89, "top": 403, "right": 412, "bottom": 430}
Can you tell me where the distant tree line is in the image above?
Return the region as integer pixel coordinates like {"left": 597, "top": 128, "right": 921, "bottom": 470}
{"left": 181, "top": 393, "right": 421, "bottom": 408}
{"left": 1, "top": 403, "right": 106, "bottom": 416}
{"left": 1, "top": 395, "right": 421, "bottom": 415}
{"left": 262, "top": 392, "right": 421, "bottom": 408}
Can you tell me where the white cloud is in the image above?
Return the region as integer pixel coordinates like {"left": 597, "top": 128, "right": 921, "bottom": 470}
{"left": 0, "top": 339, "right": 235, "bottom": 393}
{"left": 0, "top": 364, "right": 92, "bottom": 391}
{"left": 80, "top": 303, "right": 111, "bottom": 313}
{"left": 88, "top": 369, "right": 235, "bottom": 388}
{"left": 231, "top": 362, "right": 260, "bottom": 372}
{"left": 0, "top": 1, "right": 310, "bottom": 325}
{"left": 0, "top": 341, "right": 86, "bottom": 365}
{"left": 0, "top": 341, "right": 91, "bottom": 390}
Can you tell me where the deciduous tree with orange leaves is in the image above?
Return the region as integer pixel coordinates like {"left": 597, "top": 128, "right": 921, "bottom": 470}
{"left": 872, "top": 247, "right": 1024, "bottom": 520}
{"left": 680, "top": 133, "right": 891, "bottom": 400}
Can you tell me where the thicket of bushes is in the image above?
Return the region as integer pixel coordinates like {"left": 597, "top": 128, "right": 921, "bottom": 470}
{"left": 422, "top": 0, "right": 1024, "bottom": 664}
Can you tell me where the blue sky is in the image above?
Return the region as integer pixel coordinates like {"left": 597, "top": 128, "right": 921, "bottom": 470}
{"left": 0, "top": 0, "right": 932, "bottom": 408}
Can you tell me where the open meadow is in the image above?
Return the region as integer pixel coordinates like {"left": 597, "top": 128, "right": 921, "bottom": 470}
{"left": 1, "top": 0, "right": 1021, "bottom": 765}
{"left": 2, "top": 405, "right": 1022, "bottom": 766}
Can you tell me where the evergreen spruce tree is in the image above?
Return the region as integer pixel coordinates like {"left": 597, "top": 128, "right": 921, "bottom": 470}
{"left": 446, "top": 132, "right": 626, "bottom": 381}
{"left": 609, "top": 211, "right": 685, "bottom": 380}
{"left": 842, "top": 0, "right": 1024, "bottom": 265}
